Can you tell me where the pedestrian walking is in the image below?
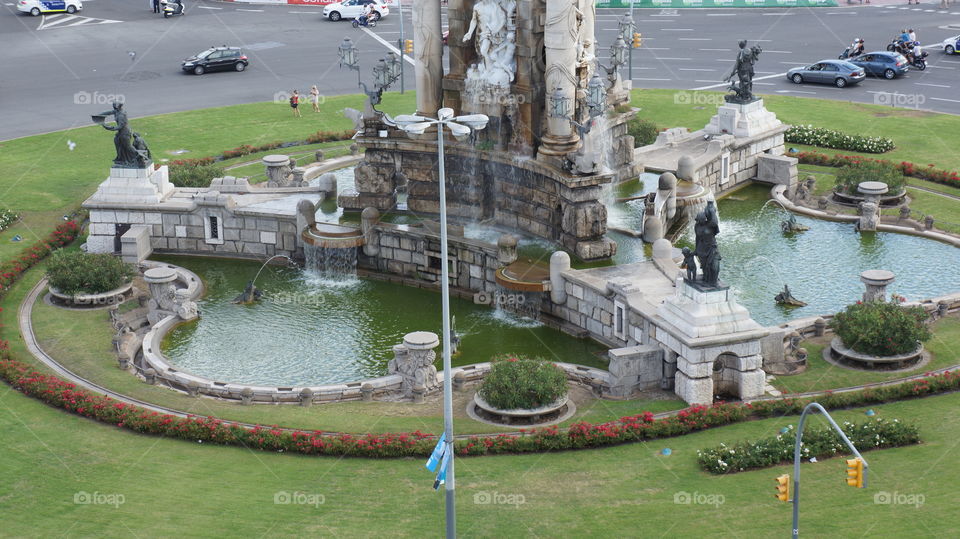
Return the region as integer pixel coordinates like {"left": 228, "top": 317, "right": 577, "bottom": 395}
{"left": 153, "top": 0, "right": 160, "bottom": 13}
{"left": 310, "top": 85, "right": 321, "bottom": 113}
{"left": 290, "top": 90, "right": 301, "bottom": 118}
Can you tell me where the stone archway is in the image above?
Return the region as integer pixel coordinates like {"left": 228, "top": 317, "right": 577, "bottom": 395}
{"left": 712, "top": 352, "right": 739, "bottom": 399}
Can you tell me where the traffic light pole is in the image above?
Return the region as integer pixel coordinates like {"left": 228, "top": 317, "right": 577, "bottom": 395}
{"left": 628, "top": 1, "right": 635, "bottom": 85}
{"left": 398, "top": 39, "right": 405, "bottom": 94}
{"left": 791, "top": 403, "right": 869, "bottom": 539}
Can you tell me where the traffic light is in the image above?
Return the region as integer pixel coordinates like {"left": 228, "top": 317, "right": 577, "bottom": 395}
{"left": 775, "top": 474, "right": 790, "bottom": 502}
{"left": 846, "top": 457, "right": 864, "bottom": 488}
{"left": 404, "top": 39, "right": 414, "bottom": 54}
{"left": 632, "top": 32, "right": 642, "bottom": 49}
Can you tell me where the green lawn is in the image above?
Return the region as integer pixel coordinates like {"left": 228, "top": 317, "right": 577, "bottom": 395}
{"left": 772, "top": 317, "right": 960, "bottom": 395}
{"left": 223, "top": 142, "right": 355, "bottom": 184}
{"left": 1, "top": 368, "right": 958, "bottom": 537}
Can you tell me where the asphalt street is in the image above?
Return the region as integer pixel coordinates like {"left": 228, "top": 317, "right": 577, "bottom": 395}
{"left": 1, "top": 1, "right": 959, "bottom": 140}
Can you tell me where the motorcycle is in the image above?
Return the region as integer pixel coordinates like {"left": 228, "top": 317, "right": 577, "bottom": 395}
{"left": 886, "top": 37, "right": 912, "bottom": 55}
{"left": 908, "top": 50, "right": 929, "bottom": 70}
{"left": 351, "top": 15, "right": 376, "bottom": 28}
{"left": 161, "top": 0, "right": 184, "bottom": 18}
{"left": 839, "top": 46, "right": 863, "bottom": 60}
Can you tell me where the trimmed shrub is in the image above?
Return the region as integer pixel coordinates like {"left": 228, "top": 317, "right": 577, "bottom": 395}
{"left": 698, "top": 418, "right": 920, "bottom": 474}
{"left": 169, "top": 163, "right": 225, "bottom": 188}
{"left": 628, "top": 118, "right": 660, "bottom": 147}
{"left": 0, "top": 209, "right": 18, "bottom": 232}
{"left": 834, "top": 160, "right": 905, "bottom": 195}
{"left": 787, "top": 124, "right": 895, "bottom": 153}
{"left": 832, "top": 301, "right": 931, "bottom": 356}
{"left": 46, "top": 250, "right": 135, "bottom": 296}
{"left": 478, "top": 356, "right": 568, "bottom": 410}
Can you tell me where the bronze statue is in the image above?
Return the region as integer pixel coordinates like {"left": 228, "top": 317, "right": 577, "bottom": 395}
{"left": 724, "top": 40, "right": 763, "bottom": 104}
{"left": 681, "top": 246, "right": 697, "bottom": 282}
{"left": 92, "top": 102, "right": 150, "bottom": 168}
{"left": 694, "top": 200, "right": 721, "bottom": 287}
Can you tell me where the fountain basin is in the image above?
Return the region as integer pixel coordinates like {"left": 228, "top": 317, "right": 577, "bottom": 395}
{"left": 829, "top": 337, "right": 924, "bottom": 369}
{"left": 469, "top": 391, "right": 573, "bottom": 427}
{"left": 301, "top": 223, "right": 365, "bottom": 249}
{"left": 495, "top": 258, "right": 550, "bottom": 292}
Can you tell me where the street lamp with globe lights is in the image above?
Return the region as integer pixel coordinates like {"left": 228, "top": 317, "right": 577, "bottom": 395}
{"left": 338, "top": 37, "right": 360, "bottom": 86}
{"left": 393, "top": 107, "right": 488, "bottom": 539}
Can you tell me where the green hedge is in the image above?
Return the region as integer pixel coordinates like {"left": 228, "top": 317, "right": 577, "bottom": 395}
{"left": 834, "top": 160, "right": 905, "bottom": 196}
{"left": 46, "top": 250, "right": 136, "bottom": 296}
{"left": 787, "top": 125, "right": 895, "bottom": 154}
{"left": 169, "top": 163, "right": 226, "bottom": 188}
{"left": 698, "top": 418, "right": 920, "bottom": 474}
{"left": 478, "top": 356, "right": 567, "bottom": 410}
{"left": 832, "top": 301, "right": 931, "bottom": 356}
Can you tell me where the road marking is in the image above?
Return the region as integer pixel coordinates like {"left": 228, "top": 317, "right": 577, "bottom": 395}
{"left": 930, "top": 97, "right": 960, "bottom": 103}
{"left": 777, "top": 89, "right": 816, "bottom": 95}
{"left": 694, "top": 80, "right": 722, "bottom": 83}
{"left": 917, "top": 83, "right": 951, "bottom": 88}
{"left": 38, "top": 13, "right": 121, "bottom": 30}
{"left": 361, "top": 27, "right": 415, "bottom": 66}
{"left": 634, "top": 78, "right": 672, "bottom": 81}
{"left": 198, "top": 5, "right": 222, "bottom": 9}
{"left": 828, "top": 11, "right": 856, "bottom": 15}
{"left": 699, "top": 48, "right": 731, "bottom": 52}
{"left": 706, "top": 13, "right": 735, "bottom": 16}
{"left": 637, "top": 19, "right": 674, "bottom": 22}
{"left": 660, "top": 28, "right": 694, "bottom": 31}
{"left": 924, "top": 9, "right": 936, "bottom": 12}
{"left": 692, "top": 72, "right": 786, "bottom": 90}
{"left": 926, "top": 65, "right": 956, "bottom": 69}
{"left": 940, "top": 60, "right": 960, "bottom": 64}
{"left": 762, "top": 12, "right": 795, "bottom": 15}
{"left": 678, "top": 38, "right": 711, "bottom": 41}
{"left": 679, "top": 68, "right": 717, "bottom": 71}
{"left": 643, "top": 47, "right": 670, "bottom": 50}
{"left": 287, "top": 10, "right": 316, "bottom": 13}
{"left": 779, "top": 61, "right": 806, "bottom": 65}
{"left": 754, "top": 82, "right": 775, "bottom": 86}
{"left": 656, "top": 57, "right": 692, "bottom": 60}
{"left": 237, "top": 9, "right": 264, "bottom": 12}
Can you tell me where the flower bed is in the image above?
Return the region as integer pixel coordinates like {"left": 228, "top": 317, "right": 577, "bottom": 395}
{"left": 478, "top": 356, "right": 567, "bottom": 410}
{"left": 2, "top": 344, "right": 958, "bottom": 458}
{"left": 697, "top": 418, "right": 920, "bottom": 474}
{"left": 0, "top": 220, "right": 81, "bottom": 300}
{"left": 796, "top": 151, "right": 960, "bottom": 190}
{"left": 46, "top": 250, "right": 135, "bottom": 296}
{"left": 0, "top": 210, "right": 18, "bottom": 232}
{"left": 787, "top": 125, "right": 895, "bottom": 154}
{"left": 832, "top": 301, "right": 931, "bottom": 357}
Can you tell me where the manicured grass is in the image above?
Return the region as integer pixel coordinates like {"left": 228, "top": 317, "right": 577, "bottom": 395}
{"left": 633, "top": 89, "right": 960, "bottom": 172}
{"left": 2, "top": 369, "right": 959, "bottom": 537}
{"left": 772, "top": 316, "right": 960, "bottom": 395}
{"left": 223, "top": 142, "right": 355, "bottom": 184}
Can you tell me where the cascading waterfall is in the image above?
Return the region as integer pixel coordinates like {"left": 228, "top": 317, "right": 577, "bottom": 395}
{"left": 492, "top": 285, "right": 542, "bottom": 323}
{"left": 303, "top": 243, "right": 358, "bottom": 280}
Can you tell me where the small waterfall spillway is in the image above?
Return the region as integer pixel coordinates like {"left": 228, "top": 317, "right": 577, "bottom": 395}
{"left": 301, "top": 223, "right": 365, "bottom": 280}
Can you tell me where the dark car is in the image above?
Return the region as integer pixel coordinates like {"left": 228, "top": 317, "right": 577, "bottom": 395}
{"left": 786, "top": 59, "right": 866, "bottom": 88}
{"left": 848, "top": 51, "right": 909, "bottom": 79}
{"left": 182, "top": 47, "right": 248, "bottom": 76}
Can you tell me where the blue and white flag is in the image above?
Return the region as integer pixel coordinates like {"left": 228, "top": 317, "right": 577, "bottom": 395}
{"left": 433, "top": 446, "right": 451, "bottom": 490}
{"left": 425, "top": 432, "right": 446, "bottom": 472}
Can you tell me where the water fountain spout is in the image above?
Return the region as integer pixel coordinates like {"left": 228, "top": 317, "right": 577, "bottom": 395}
{"left": 236, "top": 254, "right": 295, "bottom": 303}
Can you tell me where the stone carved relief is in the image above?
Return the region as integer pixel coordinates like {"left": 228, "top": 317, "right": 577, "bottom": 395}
{"left": 463, "top": 0, "right": 518, "bottom": 91}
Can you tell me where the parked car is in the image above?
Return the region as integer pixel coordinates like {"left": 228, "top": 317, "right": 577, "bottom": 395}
{"left": 323, "top": 0, "right": 389, "bottom": 22}
{"left": 16, "top": 0, "right": 81, "bottom": 16}
{"left": 938, "top": 34, "right": 960, "bottom": 54}
{"left": 786, "top": 60, "right": 866, "bottom": 88}
{"left": 181, "top": 47, "right": 248, "bottom": 76}
{"left": 848, "top": 51, "right": 909, "bottom": 79}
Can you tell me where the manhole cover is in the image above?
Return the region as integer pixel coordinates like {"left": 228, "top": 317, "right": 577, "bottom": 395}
{"left": 118, "top": 71, "right": 162, "bottom": 82}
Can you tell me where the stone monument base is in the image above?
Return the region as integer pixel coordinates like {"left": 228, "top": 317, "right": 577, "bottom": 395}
{"left": 658, "top": 277, "right": 762, "bottom": 338}
{"left": 704, "top": 99, "right": 781, "bottom": 138}
{"left": 87, "top": 164, "right": 173, "bottom": 205}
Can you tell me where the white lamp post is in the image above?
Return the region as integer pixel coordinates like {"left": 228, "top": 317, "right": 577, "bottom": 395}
{"left": 394, "top": 107, "right": 487, "bottom": 539}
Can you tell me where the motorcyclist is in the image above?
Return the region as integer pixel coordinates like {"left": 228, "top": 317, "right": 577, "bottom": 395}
{"left": 912, "top": 42, "right": 924, "bottom": 63}
{"left": 362, "top": 2, "right": 374, "bottom": 23}
{"left": 852, "top": 38, "right": 864, "bottom": 57}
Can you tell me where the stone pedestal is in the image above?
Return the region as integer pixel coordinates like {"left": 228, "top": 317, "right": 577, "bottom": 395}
{"left": 655, "top": 278, "right": 766, "bottom": 405}
{"left": 387, "top": 331, "right": 441, "bottom": 398}
{"left": 607, "top": 344, "right": 663, "bottom": 397}
{"left": 144, "top": 266, "right": 178, "bottom": 325}
{"left": 704, "top": 99, "right": 781, "bottom": 138}
{"left": 861, "top": 269, "right": 895, "bottom": 303}
{"left": 87, "top": 165, "right": 173, "bottom": 205}
{"left": 857, "top": 181, "right": 887, "bottom": 232}
{"left": 263, "top": 155, "right": 292, "bottom": 187}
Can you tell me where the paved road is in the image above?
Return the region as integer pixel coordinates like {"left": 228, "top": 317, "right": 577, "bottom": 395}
{"left": 1, "top": 1, "right": 959, "bottom": 140}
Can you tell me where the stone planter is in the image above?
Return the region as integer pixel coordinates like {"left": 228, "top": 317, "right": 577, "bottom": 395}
{"left": 48, "top": 281, "right": 133, "bottom": 308}
{"left": 831, "top": 188, "right": 907, "bottom": 208}
{"left": 470, "top": 392, "right": 571, "bottom": 427}
{"left": 829, "top": 337, "right": 924, "bottom": 370}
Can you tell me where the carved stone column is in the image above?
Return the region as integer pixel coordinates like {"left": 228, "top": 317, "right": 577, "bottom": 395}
{"left": 539, "top": 0, "right": 581, "bottom": 156}
{"left": 414, "top": 0, "right": 444, "bottom": 116}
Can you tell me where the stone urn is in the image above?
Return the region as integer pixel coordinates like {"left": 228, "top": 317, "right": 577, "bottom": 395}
{"left": 471, "top": 392, "right": 570, "bottom": 426}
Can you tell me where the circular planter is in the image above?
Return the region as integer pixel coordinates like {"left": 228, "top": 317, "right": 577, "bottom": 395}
{"left": 48, "top": 281, "right": 134, "bottom": 308}
{"left": 829, "top": 337, "right": 925, "bottom": 370}
{"left": 469, "top": 392, "right": 573, "bottom": 428}
{"left": 831, "top": 188, "right": 907, "bottom": 208}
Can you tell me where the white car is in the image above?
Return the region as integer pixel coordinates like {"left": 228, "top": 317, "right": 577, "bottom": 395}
{"left": 17, "top": 0, "right": 82, "bottom": 16}
{"left": 938, "top": 34, "right": 960, "bottom": 55}
{"left": 323, "top": 0, "right": 389, "bottom": 22}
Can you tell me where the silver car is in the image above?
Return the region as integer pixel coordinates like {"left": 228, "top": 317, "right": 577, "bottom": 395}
{"left": 786, "top": 60, "right": 866, "bottom": 88}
